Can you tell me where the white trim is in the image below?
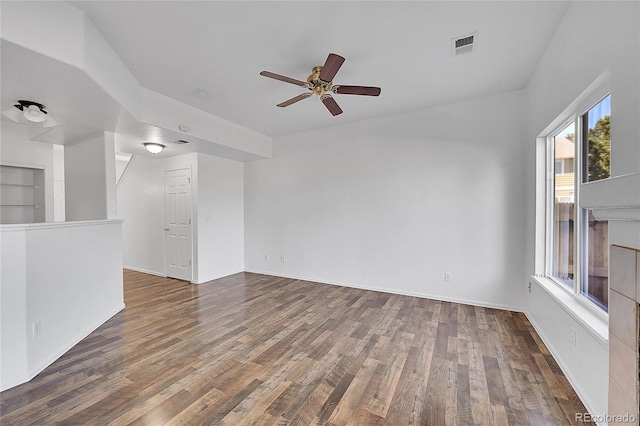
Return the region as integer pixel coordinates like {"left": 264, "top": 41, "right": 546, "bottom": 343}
{"left": 0, "top": 219, "right": 123, "bottom": 231}
{"left": 243, "top": 270, "right": 608, "bottom": 417}
{"left": 28, "top": 304, "right": 125, "bottom": 378}
{"left": 0, "top": 374, "right": 30, "bottom": 394}
{"left": 525, "top": 313, "right": 605, "bottom": 425}
{"left": 590, "top": 208, "right": 640, "bottom": 222}
{"left": 574, "top": 84, "right": 611, "bottom": 121}
{"left": 535, "top": 136, "right": 547, "bottom": 274}
{"left": 575, "top": 116, "right": 585, "bottom": 300}
{"left": 544, "top": 134, "right": 555, "bottom": 276}
{"left": 536, "top": 69, "right": 611, "bottom": 137}
{"left": 244, "top": 269, "right": 523, "bottom": 313}
{"left": 1, "top": 303, "right": 125, "bottom": 392}
{"left": 530, "top": 275, "right": 608, "bottom": 345}
{"left": 115, "top": 153, "right": 135, "bottom": 190}
{"left": 581, "top": 172, "right": 640, "bottom": 221}
{"left": 536, "top": 69, "right": 612, "bottom": 314}
{"left": 123, "top": 266, "right": 165, "bottom": 278}
{"left": 0, "top": 160, "right": 45, "bottom": 170}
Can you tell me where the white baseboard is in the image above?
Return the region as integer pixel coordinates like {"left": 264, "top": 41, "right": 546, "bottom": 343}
{"left": 193, "top": 269, "right": 246, "bottom": 284}
{"left": 29, "top": 303, "right": 126, "bottom": 381}
{"left": 0, "top": 372, "right": 30, "bottom": 393}
{"left": 244, "top": 269, "right": 603, "bottom": 424}
{"left": 525, "top": 312, "right": 603, "bottom": 426}
{"left": 124, "top": 265, "right": 165, "bottom": 277}
{"left": 1, "top": 303, "right": 125, "bottom": 393}
{"left": 244, "top": 269, "right": 522, "bottom": 313}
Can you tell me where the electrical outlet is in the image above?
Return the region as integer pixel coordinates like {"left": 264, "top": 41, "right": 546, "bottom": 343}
{"left": 528, "top": 282, "right": 532, "bottom": 293}
{"left": 569, "top": 327, "right": 577, "bottom": 347}
{"left": 281, "top": 255, "right": 286, "bottom": 263}
{"left": 444, "top": 272, "right": 451, "bottom": 282}
{"left": 33, "top": 321, "right": 41, "bottom": 338}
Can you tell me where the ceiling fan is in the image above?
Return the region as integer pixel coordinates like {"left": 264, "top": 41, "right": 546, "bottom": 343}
{"left": 260, "top": 53, "right": 381, "bottom": 116}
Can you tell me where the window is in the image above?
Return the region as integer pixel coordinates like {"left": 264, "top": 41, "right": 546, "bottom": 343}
{"left": 581, "top": 95, "right": 610, "bottom": 311}
{"left": 544, "top": 94, "right": 610, "bottom": 312}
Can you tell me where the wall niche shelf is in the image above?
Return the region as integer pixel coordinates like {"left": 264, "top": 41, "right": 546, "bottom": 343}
{"left": 0, "top": 165, "right": 45, "bottom": 224}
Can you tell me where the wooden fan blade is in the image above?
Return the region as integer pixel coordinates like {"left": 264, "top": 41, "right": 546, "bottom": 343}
{"left": 318, "top": 53, "right": 345, "bottom": 82}
{"left": 260, "top": 71, "right": 308, "bottom": 87}
{"left": 335, "top": 85, "right": 381, "bottom": 96}
{"left": 277, "top": 93, "right": 312, "bottom": 107}
{"left": 321, "top": 95, "right": 343, "bottom": 116}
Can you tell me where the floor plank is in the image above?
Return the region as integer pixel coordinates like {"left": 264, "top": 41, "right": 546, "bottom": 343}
{"left": 0, "top": 270, "right": 594, "bottom": 425}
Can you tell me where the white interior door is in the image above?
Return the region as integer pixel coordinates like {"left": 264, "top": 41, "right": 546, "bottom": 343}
{"left": 165, "top": 168, "right": 192, "bottom": 281}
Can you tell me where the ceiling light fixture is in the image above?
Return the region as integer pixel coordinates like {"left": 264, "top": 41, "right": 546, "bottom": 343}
{"left": 144, "top": 142, "right": 165, "bottom": 154}
{"left": 23, "top": 104, "right": 47, "bottom": 122}
{"left": 1, "top": 100, "right": 59, "bottom": 128}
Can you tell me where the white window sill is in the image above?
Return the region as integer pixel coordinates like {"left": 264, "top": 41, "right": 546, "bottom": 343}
{"left": 530, "top": 275, "right": 609, "bottom": 347}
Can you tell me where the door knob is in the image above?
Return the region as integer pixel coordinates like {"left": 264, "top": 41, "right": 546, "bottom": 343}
{"left": 164, "top": 227, "right": 169, "bottom": 231}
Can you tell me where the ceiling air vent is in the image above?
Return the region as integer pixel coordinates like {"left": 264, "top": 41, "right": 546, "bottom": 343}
{"left": 452, "top": 32, "right": 478, "bottom": 56}
{"left": 175, "top": 139, "right": 190, "bottom": 145}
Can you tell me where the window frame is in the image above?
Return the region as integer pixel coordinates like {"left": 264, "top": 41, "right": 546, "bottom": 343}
{"left": 536, "top": 76, "right": 611, "bottom": 319}
{"left": 545, "top": 117, "right": 576, "bottom": 289}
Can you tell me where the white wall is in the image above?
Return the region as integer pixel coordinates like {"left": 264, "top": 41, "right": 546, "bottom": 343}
{"left": 117, "top": 151, "right": 244, "bottom": 282}
{"left": 117, "top": 152, "right": 199, "bottom": 277}
{"left": 52, "top": 144, "right": 65, "bottom": 221}
{"left": 103, "top": 133, "right": 117, "bottom": 219}
{"left": 245, "top": 90, "right": 527, "bottom": 310}
{"left": 0, "top": 220, "right": 124, "bottom": 392}
{"left": 117, "top": 154, "right": 166, "bottom": 276}
{"left": 0, "top": 121, "right": 56, "bottom": 222}
{"left": 0, "top": 1, "right": 85, "bottom": 70}
{"left": 0, "top": 227, "right": 28, "bottom": 390}
{"left": 197, "top": 153, "right": 244, "bottom": 282}
{"left": 524, "top": 0, "right": 640, "bottom": 418}
{"left": 64, "top": 132, "right": 117, "bottom": 221}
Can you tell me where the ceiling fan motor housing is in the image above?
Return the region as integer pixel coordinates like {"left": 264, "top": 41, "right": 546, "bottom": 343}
{"left": 307, "top": 66, "right": 331, "bottom": 95}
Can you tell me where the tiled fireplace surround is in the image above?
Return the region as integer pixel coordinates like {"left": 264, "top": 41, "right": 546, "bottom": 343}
{"left": 583, "top": 172, "right": 640, "bottom": 424}
{"left": 609, "top": 245, "right": 640, "bottom": 423}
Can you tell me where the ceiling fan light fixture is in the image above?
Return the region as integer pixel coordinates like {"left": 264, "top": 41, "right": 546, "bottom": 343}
{"left": 2, "top": 100, "right": 59, "bottom": 128}
{"left": 260, "top": 53, "right": 380, "bottom": 116}
{"left": 144, "top": 142, "right": 165, "bottom": 154}
{"left": 24, "top": 104, "right": 47, "bottom": 123}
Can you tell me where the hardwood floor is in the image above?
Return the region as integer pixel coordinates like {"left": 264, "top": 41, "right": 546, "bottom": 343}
{"left": 1, "top": 270, "right": 592, "bottom": 425}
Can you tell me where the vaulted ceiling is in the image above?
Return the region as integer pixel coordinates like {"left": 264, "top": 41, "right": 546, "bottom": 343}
{"left": 2, "top": 1, "right": 571, "bottom": 155}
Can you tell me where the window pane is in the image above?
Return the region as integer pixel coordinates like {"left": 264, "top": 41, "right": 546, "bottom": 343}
{"left": 552, "top": 123, "right": 575, "bottom": 287}
{"left": 585, "top": 95, "right": 611, "bottom": 182}
{"left": 582, "top": 210, "right": 609, "bottom": 311}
